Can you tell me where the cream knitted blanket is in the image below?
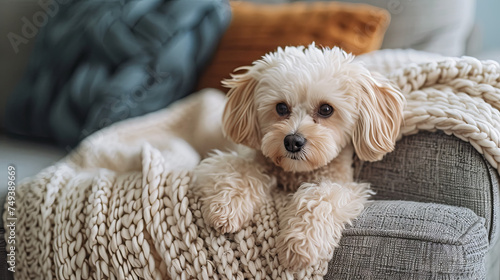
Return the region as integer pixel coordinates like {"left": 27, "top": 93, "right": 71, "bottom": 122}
{"left": 6, "top": 51, "right": 500, "bottom": 280}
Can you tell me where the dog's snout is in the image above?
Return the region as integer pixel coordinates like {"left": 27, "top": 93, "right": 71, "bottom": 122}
{"left": 284, "top": 134, "right": 306, "bottom": 153}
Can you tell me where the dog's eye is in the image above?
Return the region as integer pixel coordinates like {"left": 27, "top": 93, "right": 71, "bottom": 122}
{"left": 318, "top": 104, "right": 334, "bottom": 117}
{"left": 276, "top": 103, "right": 290, "bottom": 116}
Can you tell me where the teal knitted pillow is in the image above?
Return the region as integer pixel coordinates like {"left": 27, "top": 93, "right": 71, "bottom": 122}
{"left": 5, "top": 0, "right": 231, "bottom": 147}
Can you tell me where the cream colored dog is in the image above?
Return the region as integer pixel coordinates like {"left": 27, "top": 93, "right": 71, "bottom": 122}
{"left": 193, "top": 44, "right": 404, "bottom": 270}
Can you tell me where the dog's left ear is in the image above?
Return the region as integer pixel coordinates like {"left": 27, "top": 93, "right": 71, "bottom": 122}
{"left": 221, "top": 66, "right": 262, "bottom": 149}
{"left": 352, "top": 72, "right": 405, "bottom": 162}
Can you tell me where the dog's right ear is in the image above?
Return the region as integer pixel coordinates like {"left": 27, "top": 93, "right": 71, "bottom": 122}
{"left": 221, "top": 66, "right": 262, "bottom": 150}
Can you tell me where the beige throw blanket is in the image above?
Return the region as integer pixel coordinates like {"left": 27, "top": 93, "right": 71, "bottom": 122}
{"left": 6, "top": 51, "right": 500, "bottom": 279}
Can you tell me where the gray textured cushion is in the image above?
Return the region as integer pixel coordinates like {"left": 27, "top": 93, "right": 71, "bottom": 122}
{"left": 355, "top": 131, "right": 499, "bottom": 244}
{"left": 487, "top": 236, "right": 500, "bottom": 280}
{"left": 324, "top": 131, "right": 498, "bottom": 279}
{"left": 327, "top": 201, "right": 488, "bottom": 279}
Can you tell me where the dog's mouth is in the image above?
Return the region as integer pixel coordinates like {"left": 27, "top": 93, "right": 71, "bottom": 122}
{"left": 274, "top": 153, "right": 305, "bottom": 166}
{"left": 289, "top": 154, "right": 300, "bottom": 160}
{"left": 286, "top": 152, "right": 306, "bottom": 161}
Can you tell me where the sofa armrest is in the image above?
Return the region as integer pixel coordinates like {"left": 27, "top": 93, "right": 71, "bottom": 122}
{"left": 326, "top": 201, "right": 488, "bottom": 279}
{"left": 355, "top": 131, "right": 500, "bottom": 245}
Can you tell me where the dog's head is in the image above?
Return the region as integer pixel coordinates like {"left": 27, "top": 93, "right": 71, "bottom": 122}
{"left": 222, "top": 44, "right": 404, "bottom": 172}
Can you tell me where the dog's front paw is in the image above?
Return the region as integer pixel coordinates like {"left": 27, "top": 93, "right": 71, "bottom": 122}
{"left": 276, "top": 231, "right": 321, "bottom": 271}
{"left": 202, "top": 195, "right": 253, "bottom": 234}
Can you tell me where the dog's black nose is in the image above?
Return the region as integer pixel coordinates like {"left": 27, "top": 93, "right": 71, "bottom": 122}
{"left": 284, "top": 134, "right": 306, "bottom": 153}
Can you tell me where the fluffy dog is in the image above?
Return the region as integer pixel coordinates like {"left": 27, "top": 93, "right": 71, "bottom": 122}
{"left": 193, "top": 44, "right": 404, "bottom": 270}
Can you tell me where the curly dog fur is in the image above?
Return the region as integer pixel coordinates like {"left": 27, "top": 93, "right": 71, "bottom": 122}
{"left": 193, "top": 44, "right": 405, "bottom": 270}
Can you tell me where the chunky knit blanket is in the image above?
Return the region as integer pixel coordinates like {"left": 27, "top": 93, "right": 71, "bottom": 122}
{"left": 6, "top": 51, "right": 500, "bottom": 279}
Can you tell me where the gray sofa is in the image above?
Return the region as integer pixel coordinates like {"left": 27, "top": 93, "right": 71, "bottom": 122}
{"left": 335, "top": 131, "right": 500, "bottom": 279}
{"left": 2, "top": 0, "right": 500, "bottom": 279}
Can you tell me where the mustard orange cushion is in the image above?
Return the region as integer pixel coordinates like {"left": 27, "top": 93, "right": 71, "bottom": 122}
{"left": 197, "top": 1, "right": 390, "bottom": 92}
